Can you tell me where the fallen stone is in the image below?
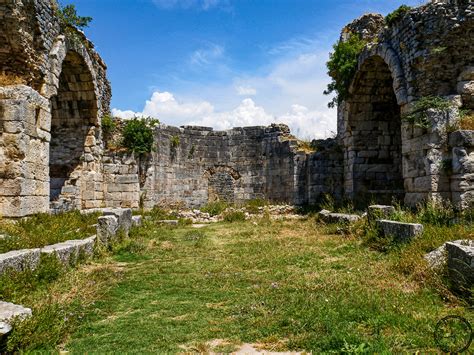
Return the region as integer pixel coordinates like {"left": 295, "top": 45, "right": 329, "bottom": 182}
{"left": 445, "top": 240, "right": 474, "bottom": 295}
{"left": 320, "top": 212, "right": 361, "bottom": 224}
{"left": 132, "top": 215, "right": 142, "bottom": 227}
{"left": 97, "top": 215, "right": 119, "bottom": 244}
{"left": 376, "top": 220, "right": 424, "bottom": 242}
{"left": 103, "top": 208, "right": 133, "bottom": 236}
{"left": 424, "top": 244, "right": 447, "bottom": 269}
{"left": 367, "top": 205, "right": 395, "bottom": 223}
{"left": 0, "top": 301, "right": 32, "bottom": 335}
{"left": 0, "top": 249, "right": 41, "bottom": 275}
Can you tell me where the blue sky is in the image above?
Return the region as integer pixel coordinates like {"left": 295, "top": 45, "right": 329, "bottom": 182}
{"left": 65, "top": 0, "right": 425, "bottom": 138}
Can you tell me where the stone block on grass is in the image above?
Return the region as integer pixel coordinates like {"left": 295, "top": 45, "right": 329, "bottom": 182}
{"left": 445, "top": 240, "right": 474, "bottom": 295}
{"left": 0, "top": 301, "right": 32, "bottom": 335}
{"left": 97, "top": 215, "right": 119, "bottom": 244}
{"left": 103, "top": 208, "right": 133, "bottom": 236}
{"left": 132, "top": 215, "right": 142, "bottom": 227}
{"left": 319, "top": 211, "right": 361, "bottom": 224}
{"left": 0, "top": 249, "right": 41, "bottom": 275}
{"left": 376, "top": 219, "right": 423, "bottom": 242}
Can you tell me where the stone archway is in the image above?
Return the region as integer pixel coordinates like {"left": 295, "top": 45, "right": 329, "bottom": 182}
{"left": 49, "top": 51, "right": 98, "bottom": 204}
{"left": 204, "top": 166, "right": 241, "bottom": 203}
{"left": 346, "top": 55, "right": 404, "bottom": 205}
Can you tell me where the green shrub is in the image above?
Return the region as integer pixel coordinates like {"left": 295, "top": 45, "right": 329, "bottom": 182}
{"left": 55, "top": 3, "right": 92, "bottom": 30}
{"left": 201, "top": 201, "right": 229, "bottom": 216}
{"left": 385, "top": 5, "right": 412, "bottom": 27}
{"left": 245, "top": 198, "right": 268, "bottom": 214}
{"left": 223, "top": 211, "right": 246, "bottom": 223}
{"left": 402, "top": 96, "right": 453, "bottom": 129}
{"left": 122, "top": 117, "right": 158, "bottom": 155}
{"left": 324, "top": 34, "right": 367, "bottom": 108}
{"left": 101, "top": 115, "right": 116, "bottom": 137}
{"left": 170, "top": 135, "right": 180, "bottom": 149}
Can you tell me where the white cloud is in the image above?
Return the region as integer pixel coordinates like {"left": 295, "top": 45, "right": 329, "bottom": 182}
{"left": 235, "top": 86, "right": 257, "bottom": 96}
{"left": 112, "top": 34, "right": 338, "bottom": 139}
{"left": 190, "top": 44, "right": 224, "bottom": 66}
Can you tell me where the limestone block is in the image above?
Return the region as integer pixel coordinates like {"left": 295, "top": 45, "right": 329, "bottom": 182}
{"left": 41, "top": 241, "right": 80, "bottom": 265}
{"left": 103, "top": 208, "right": 133, "bottom": 236}
{"left": 320, "top": 212, "right": 361, "bottom": 224}
{"left": 424, "top": 244, "right": 447, "bottom": 269}
{"left": 449, "top": 130, "right": 474, "bottom": 147}
{"left": 97, "top": 215, "right": 119, "bottom": 243}
{"left": 0, "top": 249, "right": 41, "bottom": 275}
{"left": 376, "top": 220, "right": 424, "bottom": 242}
{"left": 445, "top": 240, "right": 474, "bottom": 295}
{"left": 132, "top": 215, "right": 143, "bottom": 227}
{"left": 0, "top": 301, "right": 32, "bottom": 335}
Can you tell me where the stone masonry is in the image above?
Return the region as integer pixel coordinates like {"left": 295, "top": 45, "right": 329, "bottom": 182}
{"left": 0, "top": 0, "right": 473, "bottom": 217}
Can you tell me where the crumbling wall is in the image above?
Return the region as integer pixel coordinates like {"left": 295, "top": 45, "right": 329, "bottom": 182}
{"left": 0, "top": 0, "right": 111, "bottom": 217}
{"left": 338, "top": 0, "right": 474, "bottom": 208}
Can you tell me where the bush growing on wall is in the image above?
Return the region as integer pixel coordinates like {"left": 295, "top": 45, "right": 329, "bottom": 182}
{"left": 55, "top": 3, "right": 92, "bottom": 30}
{"left": 324, "top": 34, "right": 367, "bottom": 108}
{"left": 122, "top": 117, "right": 159, "bottom": 155}
{"left": 385, "top": 5, "right": 412, "bottom": 27}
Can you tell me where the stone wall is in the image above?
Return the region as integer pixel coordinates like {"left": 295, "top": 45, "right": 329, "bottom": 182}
{"left": 0, "top": 0, "right": 110, "bottom": 217}
{"left": 1, "top": 0, "right": 473, "bottom": 217}
{"left": 338, "top": 0, "right": 474, "bottom": 208}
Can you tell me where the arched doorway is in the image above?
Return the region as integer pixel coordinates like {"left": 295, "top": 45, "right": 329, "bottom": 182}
{"left": 49, "top": 51, "right": 98, "bottom": 203}
{"left": 347, "top": 56, "right": 404, "bottom": 205}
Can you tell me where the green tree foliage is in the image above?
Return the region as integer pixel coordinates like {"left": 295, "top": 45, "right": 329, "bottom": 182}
{"left": 385, "top": 5, "right": 412, "bottom": 27}
{"left": 122, "top": 117, "right": 159, "bottom": 155}
{"left": 324, "top": 34, "right": 367, "bottom": 108}
{"left": 402, "top": 96, "right": 453, "bottom": 128}
{"left": 56, "top": 3, "right": 92, "bottom": 29}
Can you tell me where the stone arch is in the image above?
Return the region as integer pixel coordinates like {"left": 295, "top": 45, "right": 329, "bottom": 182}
{"left": 48, "top": 48, "right": 99, "bottom": 204}
{"left": 346, "top": 54, "right": 405, "bottom": 206}
{"left": 203, "top": 166, "right": 241, "bottom": 203}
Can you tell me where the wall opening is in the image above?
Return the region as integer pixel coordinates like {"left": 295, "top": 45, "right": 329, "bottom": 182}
{"left": 49, "top": 51, "right": 97, "bottom": 201}
{"left": 348, "top": 56, "right": 404, "bottom": 206}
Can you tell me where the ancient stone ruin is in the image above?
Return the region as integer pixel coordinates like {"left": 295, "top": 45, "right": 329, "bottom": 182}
{"left": 0, "top": 0, "right": 473, "bottom": 217}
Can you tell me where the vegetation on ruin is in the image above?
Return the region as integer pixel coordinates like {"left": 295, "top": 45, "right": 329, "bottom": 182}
{"left": 458, "top": 109, "right": 474, "bottom": 130}
{"left": 402, "top": 96, "right": 453, "bottom": 129}
{"left": 324, "top": 34, "right": 367, "bottom": 108}
{"left": 122, "top": 116, "right": 159, "bottom": 155}
{"left": 1, "top": 203, "right": 472, "bottom": 352}
{"left": 0, "top": 211, "right": 99, "bottom": 254}
{"left": 55, "top": 3, "right": 92, "bottom": 30}
{"left": 200, "top": 201, "right": 229, "bottom": 216}
{"left": 170, "top": 135, "right": 181, "bottom": 149}
{"left": 385, "top": 5, "right": 412, "bottom": 27}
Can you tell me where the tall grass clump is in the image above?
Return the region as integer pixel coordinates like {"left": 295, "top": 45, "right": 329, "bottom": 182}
{"left": 0, "top": 211, "right": 99, "bottom": 253}
{"left": 200, "top": 201, "right": 229, "bottom": 216}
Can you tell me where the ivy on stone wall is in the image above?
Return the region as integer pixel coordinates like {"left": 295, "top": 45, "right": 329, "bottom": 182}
{"left": 324, "top": 34, "right": 367, "bottom": 108}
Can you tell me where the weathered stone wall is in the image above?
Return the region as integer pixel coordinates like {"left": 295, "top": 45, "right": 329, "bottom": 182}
{"left": 0, "top": 0, "right": 111, "bottom": 217}
{"left": 338, "top": 0, "right": 474, "bottom": 208}
{"left": 1, "top": 0, "right": 473, "bottom": 217}
{"left": 142, "top": 124, "right": 304, "bottom": 208}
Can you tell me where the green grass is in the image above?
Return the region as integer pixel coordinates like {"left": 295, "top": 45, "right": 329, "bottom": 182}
{"left": 3, "top": 214, "right": 473, "bottom": 353}
{"left": 64, "top": 219, "right": 471, "bottom": 353}
{"left": 0, "top": 211, "right": 99, "bottom": 253}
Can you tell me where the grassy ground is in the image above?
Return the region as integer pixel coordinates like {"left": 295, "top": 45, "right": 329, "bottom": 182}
{"left": 2, "top": 214, "right": 473, "bottom": 352}
{"left": 0, "top": 211, "right": 99, "bottom": 253}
